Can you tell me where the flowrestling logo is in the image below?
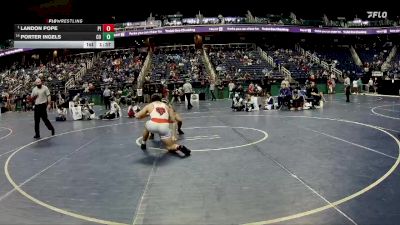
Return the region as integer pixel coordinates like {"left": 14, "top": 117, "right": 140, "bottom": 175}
{"left": 367, "top": 11, "right": 388, "bottom": 19}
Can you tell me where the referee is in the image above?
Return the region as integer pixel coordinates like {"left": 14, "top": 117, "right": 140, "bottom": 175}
{"left": 183, "top": 80, "right": 193, "bottom": 110}
{"left": 31, "top": 79, "right": 55, "bottom": 139}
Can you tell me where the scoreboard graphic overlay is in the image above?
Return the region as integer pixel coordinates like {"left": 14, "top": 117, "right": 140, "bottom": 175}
{"left": 14, "top": 24, "right": 115, "bottom": 49}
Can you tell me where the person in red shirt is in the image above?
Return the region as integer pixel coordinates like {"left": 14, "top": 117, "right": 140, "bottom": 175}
{"left": 308, "top": 74, "right": 316, "bottom": 83}
{"left": 248, "top": 82, "right": 255, "bottom": 95}
{"left": 162, "top": 85, "right": 169, "bottom": 99}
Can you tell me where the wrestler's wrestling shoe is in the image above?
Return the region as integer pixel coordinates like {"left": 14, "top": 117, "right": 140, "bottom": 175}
{"left": 177, "top": 145, "right": 191, "bottom": 157}
{"left": 140, "top": 143, "right": 147, "bottom": 150}
{"left": 178, "top": 129, "right": 184, "bottom": 135}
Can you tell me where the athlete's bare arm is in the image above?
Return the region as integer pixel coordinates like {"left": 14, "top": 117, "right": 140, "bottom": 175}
{"left": 167, "top": 106, "right": 176, "bottom": 123}
{"left": 135, "top": 104, "right": 152, "bottom": 119}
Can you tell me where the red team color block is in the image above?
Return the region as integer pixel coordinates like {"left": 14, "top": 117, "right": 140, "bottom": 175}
{"left": 102, "top": 24, "right": 115, "bottom": 32}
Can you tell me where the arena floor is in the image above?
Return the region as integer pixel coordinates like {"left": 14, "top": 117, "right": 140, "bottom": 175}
{"left": 0, "top": 94, "right": 399, "bottom": 225}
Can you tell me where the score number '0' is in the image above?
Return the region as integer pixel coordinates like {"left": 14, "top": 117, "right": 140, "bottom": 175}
{"left": 96, "top": 34, "right": 112, "bottom": 40}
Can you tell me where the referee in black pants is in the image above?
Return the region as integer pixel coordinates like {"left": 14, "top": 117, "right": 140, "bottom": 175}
{"left": 31, "top": 79, "right": 55, "bottom": 139}
{"left": 183, "top": 80, "right": 193, "bottom": 110}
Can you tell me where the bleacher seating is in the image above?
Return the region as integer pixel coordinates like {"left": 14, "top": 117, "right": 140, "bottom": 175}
{"left": 387, "top": 53, "right": 400, "bottom": 79}
{"left": 150, "top": 48, "right": 206, "bottom": 83}
{"left": 268, "top": 49, "right": 309, "bottom": 79}
{"left": 82, "top": 48, "right": 146, "bottom": 92}
{"left": 266, "top": 47, "right": 331, "bottom": 80}
{"left": 208, "top": 46, "right": 281, "bottom": 81}
{"left": 312, "top": 47, "right": 363, "bottom": 76}
{"left": 0, "top": 55, "right": 91, "bottom": 95}
{"left": 356, "top": 45, "right": 390, "bottom": 71}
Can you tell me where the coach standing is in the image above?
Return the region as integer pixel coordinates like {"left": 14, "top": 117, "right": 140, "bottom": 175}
{"left": 103, "top": 86, "right": 111, "bottom": 110}
{"left": 31, "top": 79, "right": 55, "bottom": 139}
{"left": 344, "top": 75, "right": 351, "bottom": 103}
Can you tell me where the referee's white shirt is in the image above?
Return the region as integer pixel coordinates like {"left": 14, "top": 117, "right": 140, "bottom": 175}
{"left": 31, "top": 85, "right": 50, "bottom": 105}
{"left": 183, "top": 83, "right": 192, "bottom": 94}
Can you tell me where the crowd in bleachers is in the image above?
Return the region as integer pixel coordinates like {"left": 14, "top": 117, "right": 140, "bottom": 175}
{"left": 148, "top": 48, "right": 207, "bottom": 84}
{"left": 208, "top": 46, "right": 282, "bottom": 82}
{"left": 79, "top": 48, "right": 145, "bottom": 95}
{"left": 387, "top": 53, "right": 400, "bottom": 80}
{"left": 356, "top": 43, "right": 391, "bottom": 72}
{"left": 305, "top": 46, "right": 363, "bottom": 77}
{"left": 267, "top": 48, "right": 331, "bottom": 80}
{"left": 0, "top": 54, "right": 92, "bottom": 112}
{"left": 0, "top": 48, "right": 146, "bottom": 114}
{"left": 1, "top": 42, "right": 398, "bottom": 115}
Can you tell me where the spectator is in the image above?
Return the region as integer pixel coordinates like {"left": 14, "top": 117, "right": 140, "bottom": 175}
{"left": 357, "top": 77, "right": 363, "bottom": 94}
{"left": 127, "top": 101, "right": 140, "bottom": 118}
{"left": 368, "top": 77, "right": 374, "bottom": 92}
{"left": 171, "top": 86, "right": 181, "bottom": 104}
{"left": 278, "top": 83, "right": 292, "bottom": 109}
{"left": 344, "top": 75, "right": 351, "bottom": 102}
{"left": 244, "top": 94, "right": 255, "bottom": 112}
{"left": 82, "top": 102, "right": 96, "bottom": 120}
{"left": 282, "top": 77, "right": 290, "bottom": 88}
{"left": 162, "top": 85, "right": 169, "bottom": 99}
{"left": 248, "top": 82, "right": 255, "bottom": 95}
{"left": 73, "top": 93, "right": 81, "bottom": 105}
{"left": 327, "top": 78, "right": 334, "bottom": 94}
{"left": 373, "top": 77, "right": 379, "bottom": 94}
{"left": 255, "top": 84, "right": 262, "bottom": 96}
{"left": 352, "top": 79, "right": 359, "bottom": 94}
{"left": 103, "top": 86, "right": 111, "bottom": 110}
{"left": 232, "top": 94, "right": 244, "bottom": 111}
{"left": 307, "top": 82, "right": 323, "bottom": 107}
{"left": 56, "top": 105, "right": 67, "bottom": 121}
{"left": 100, "top": 98, "right": 121, "bottom": 119}
{"left": 228, "top": 80, "right": 235, "bottom": 99}
{"left": 210, "top": 80, "right": 216, "bottom": 101}
{"left": 344, "top": 75, "right": 351, "bottom": 87}
{"left": 263, "top": 92, "right": 274, "bottom": 110}
{"left": 234, "top": 84, "right": 244, "bottom": 98}
{"left": 308, "top": 74, "right": 316, "bottom": 83}
{"left": 290, "top": 89, "right": 304, "bottom": 111}
{"left": 217, "top": 82, "right": 224, "bottom": 99}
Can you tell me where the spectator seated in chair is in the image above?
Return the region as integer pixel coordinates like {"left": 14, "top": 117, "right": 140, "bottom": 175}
{"left": 306, "top": 82, "right": 324, "bottom": 108}
{"left": 255, "top": 84, "right": 263, "bottom": 96}
{"left": 99, "top": 98, "right": 121, "bottom": 120}
{"left": 247, "top": 82, "right": 255, "bottom": 95}
{"left": 82, "top": 102, "right": 96, "bottom": 120}
{"left": 290, "top": 89, "right": 304, "bottom": 111}
{"left": 73, "top": 93, "right": 81, "bottom": 105}
{"left": 277, "top": 83, "right": 292, "bottom": 110}
{"left": 232, "top": 94, "right": 245, "bottom": 111}
{"left": 56, "top": 105, "right": 67, "bottom": 121}
{"left": 127, "top": 100, "right": 141, "bottom": 118}
{"left": 71, "top": 102, "right": 83, "bottom": 120}
{"left": 263, "top": 92, "right": 274, "bottom": 110}
{"left": 244, "top": 94, "right": 255, "bottom": 112}
{"left": 171, "top": 87, "right": 182, "bottom": 104}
